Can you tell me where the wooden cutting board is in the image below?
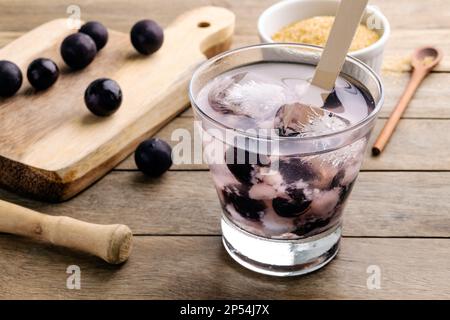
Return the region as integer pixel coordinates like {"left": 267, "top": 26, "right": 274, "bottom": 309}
{"left": 0, "top": 6, "right": 235, "bottom": 202}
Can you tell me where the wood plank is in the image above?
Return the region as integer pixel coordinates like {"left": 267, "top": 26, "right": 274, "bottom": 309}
{"left": 382, "top": 29, "right": 450, "bottom": 72}
{"left": 0, "top": 0, "right": 449, "bottom": 32}
{"left": 380, "top": 73, "right": 450, "bottom": 118}
{"left": 364, "top": 119, "right": 450, "bottom": 170}
{"left": 1, "top": 171, "right": 449, "bottom": 237}
{"left": 116, "top": 117, "right": 450, "bottom": 171}
{"left": 370, "top": 0, "right": 450, "bottom": 30}
{"left": 4, "top": 30, "right": 450, "bottom": 72}
{"left": 2, "top": 1, "right": 450, "bottom": 73}
{"left": 0, "top": 235, "right": 448, "bottom": 299}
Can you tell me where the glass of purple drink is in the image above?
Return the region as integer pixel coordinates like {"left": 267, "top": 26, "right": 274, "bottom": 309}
{"left": 189, "top": 44, "right": 384, "bottom": 276}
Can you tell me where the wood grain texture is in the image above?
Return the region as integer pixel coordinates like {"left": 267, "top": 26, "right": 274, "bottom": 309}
{"left": 0, "top": 7, "right": 235, "bottom": 201}
{"left": 2, "top": 0, "right": 450, "bottom": 71}
{"left": 0, "top": 0, "right": 449, "bottom": 32}
{"left": 115, "top": 117, "right": 450, "bottom": 171}
{"left": 364, "top": 119, "right": 450, "bottom": 170}
{"left": 1, "top": 171, "right": 449, "bottom": 237}
{"left": 0, "top": 0, "right": 449, "bottom": 300}
{"left": 0, "top": 235, "right": 449, "bottom": 299}
{"left": 381, "top": 72, "right": 450, "bottom": 118}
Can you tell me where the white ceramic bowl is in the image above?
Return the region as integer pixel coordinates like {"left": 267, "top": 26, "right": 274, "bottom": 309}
{"left": 258, "top": 0, "right": 390, "bottom": 74}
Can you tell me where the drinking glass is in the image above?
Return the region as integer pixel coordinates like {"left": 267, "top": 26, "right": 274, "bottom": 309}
{"left": 189, "top": 43, "right": 384, "bottom": 276}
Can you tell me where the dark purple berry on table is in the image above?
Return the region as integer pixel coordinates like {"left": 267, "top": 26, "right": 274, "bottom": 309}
{"left": 84, "top": 78, "right": 122, "bottom": 116}
{"left": 272, "top": 190, "right": 311, "bottom": 218}
{"left": 130, "top": 20, "right": 164, "bottom": 55}
{"left": 135, "top": 138, "right": 172, "bottom": 177}
{"left": 278, "top": 158, "right": 316, "bottom": 184}
{"left": 26, "top": 58, "right": 59, "bottom": 91}
{"left": 0, "top": 60, "right": 22, "bottom": 97}
{"left": 60, "top": 33, "right": 97, "bottom": 70}
{"left": 223, "top": 185, "right": 265, "bottom": 220}
{"left": 79, "top": 21, "right": 108, "bottom": 51}
{"left": 225, "top": 147, "right": 269, "bottom": 185}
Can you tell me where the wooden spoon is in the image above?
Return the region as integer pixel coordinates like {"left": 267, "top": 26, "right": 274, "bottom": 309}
{"left": 280, "top": 0, "right": 368, "bottom": 131}
{"left": 0, "top": 199, "right": 133, "bottom": 264}
{"left": 372, "top": 46, "right": 443, "bottom": 155}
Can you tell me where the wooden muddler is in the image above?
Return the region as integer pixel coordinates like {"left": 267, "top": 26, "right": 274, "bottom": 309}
{"left": 0, "top": 199, "right": 133, "bottom": 264}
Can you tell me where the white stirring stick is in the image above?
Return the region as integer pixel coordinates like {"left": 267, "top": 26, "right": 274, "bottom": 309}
{"left": 312, "top": 0, "right": 369, "bottom": 91}
{"left": 281, "top": 0, "right": 369, "bottom": 132}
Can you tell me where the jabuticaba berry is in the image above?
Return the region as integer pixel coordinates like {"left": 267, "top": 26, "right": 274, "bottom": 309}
{"left": 293, "top": 217, "right": 331, "bottom": 237}
{"left": 277, "top": 158, "right": 316, "bottom": 184}
{"left": 130, "top": 20, "right": 164, "bottom": 55}
{"left": 135, "top": 138, "right": 173, "bottom": 177}
{"left": 79, "top": 21, "right": 108, "bottom": 51}
{"left": 323, "top": 89, "right": 342, "bottom": 110}
{"left": 60, "top": 33, "right": 97, "bottom": 70}
{"left": 225, "top": 147, "right": 255, "bottom": 185}
{"left": 27, "top": 58, "right": 59, "bottom": 91}
{"left": 225, "top": 147, "right": 269, "bottom": 185}
{"left": 329, "top": 170, "right": 345, "bottom": 189}
{"left": 338, "top": 179, "right": 356, "bottom": 206}
{"left": 0, "top": 60, "right": 22, "bottom": 97}
{"left": 272, "top": 189, "right": 311, "bottom": 218}
{"left": 223, "top": 184, "right": 265, "bottom": 220}
{"left": 84, "top": 78, "right": 122, "bottom": 116}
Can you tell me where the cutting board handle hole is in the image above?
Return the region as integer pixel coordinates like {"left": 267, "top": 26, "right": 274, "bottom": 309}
{"left": 197, "top": 21, "right": 211, "bottom": 28}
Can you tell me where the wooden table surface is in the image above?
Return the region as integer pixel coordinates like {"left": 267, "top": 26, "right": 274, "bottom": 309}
{"left": 1, "top": 0, "right": 450, "bottom": 299}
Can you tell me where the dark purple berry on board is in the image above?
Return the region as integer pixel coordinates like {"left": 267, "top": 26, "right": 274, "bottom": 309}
{"left": 223, "top": 185, "right": 265, "bottom": 221}
{"left": 60, "top": 33, "right": 97, "bottom": 70}
{"left": 79, "top": 21, "right": 108, "bottom": 51}
{"left": 135, "top": 138, "right": 172, "bottom": 177}
{"left": 27, "top": 58, "right": 59, "bottom": 91}
{"left": 0, "top": 60, "right": 22, "bottom": 97}
{"left": 130, "top": 20, "right": 164, "bottom": 55}
{"left": 84, "top": 78, "right": 122, "bottom": 116}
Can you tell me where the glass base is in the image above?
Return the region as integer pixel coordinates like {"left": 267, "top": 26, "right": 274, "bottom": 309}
{"left": 221, "top": 216, "right": 341, "bottom": 277}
